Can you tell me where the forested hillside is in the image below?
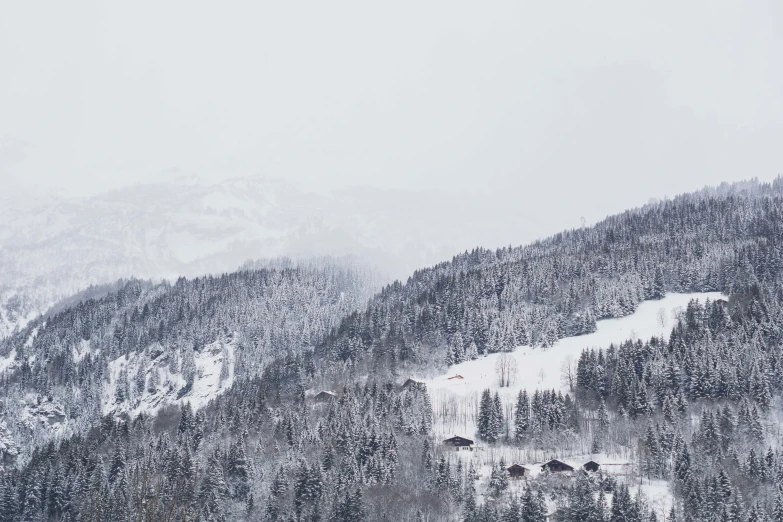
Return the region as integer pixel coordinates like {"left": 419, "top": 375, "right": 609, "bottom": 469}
{"left": 2, "top": 178, "right": 783, "bottom": 522}
{"left": 314, "top": 179, "right": 782, "bottom": 377}
{"left": 0, "top": 258, "right": 377, "bottom": 465}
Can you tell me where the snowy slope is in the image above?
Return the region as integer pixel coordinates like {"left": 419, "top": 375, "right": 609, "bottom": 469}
{"left": 425, "top": 292, "right": 724, "bottom": 398}
{"left": 0, "top": 419, "right": 18, "bottom": 471}
{"left": 424, "top": 292, "right": 724, "bottom": 439}
{"left": 0, "top": 348, "right": 16, "bottom": 375}
{"left": 103, "top": 337, "right": 236, "bottom": 417}
{"left": 420, "top": 292, "right": 717, "bottom": 515}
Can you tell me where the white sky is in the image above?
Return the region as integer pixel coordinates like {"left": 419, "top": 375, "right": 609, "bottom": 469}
{"left": 1, "top": 1, "right": 782, "bottom": 230}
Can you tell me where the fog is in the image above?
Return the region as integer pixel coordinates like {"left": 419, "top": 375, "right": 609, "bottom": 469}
{"left": 2, "top": 0, "right": 782, "bottom": 252}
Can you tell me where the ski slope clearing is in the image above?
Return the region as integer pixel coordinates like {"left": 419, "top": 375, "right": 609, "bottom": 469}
{"left": 424, "top": 292, "right": 724, "bottom": 399}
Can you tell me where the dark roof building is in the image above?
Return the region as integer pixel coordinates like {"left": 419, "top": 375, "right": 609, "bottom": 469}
{"left": 314, "top": 391, "right": 336, "bottom": 402}
{"left": 402, "top": 378, "right": 425, "bottom": 390}
{"left": 541, "top": 459, "right": 574, "bottom": 473}
{"left": 507, "top": 464, "right": 529, "bottom": 478}
{"left": 583, "top": 460, "right": 600, "bottom": 472}
{"left": 443, "top": 436, "right": 474, "bottom": 451}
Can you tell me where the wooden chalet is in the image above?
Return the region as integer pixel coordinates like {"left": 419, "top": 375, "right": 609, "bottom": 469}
{"left": 507, "top": 464, "right": 529, "bottom": 479}
{"left": 583, "top": 460, "right": 600, "bottom": 472}
{"left": 443, "top": 436, "right": 474, "bottom": 451}
{"left": 402, "top": 378, "right": 425, "bottom": 390}
{"left": 541, "top": 459, "right": 574, "bottom": 473}
{"left": 314, "top": 391, "right": 336, "bottom": 402}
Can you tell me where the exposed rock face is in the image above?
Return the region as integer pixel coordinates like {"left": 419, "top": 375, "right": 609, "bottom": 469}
{"left": 20, "top": 395, "right": 67, "bottom": 430}
{"left": 0, "top": 419, "right": 18, "bottom": 468}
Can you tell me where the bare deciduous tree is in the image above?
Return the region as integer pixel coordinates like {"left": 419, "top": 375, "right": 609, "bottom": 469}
{"left": 495, "top": 352, "right": 517, "bottom": 387}
{"left": 657, "top": 307, "right": 668, "bottom": 328}
{"left": 561, "top": 354, "right": 576, "bottom": 391}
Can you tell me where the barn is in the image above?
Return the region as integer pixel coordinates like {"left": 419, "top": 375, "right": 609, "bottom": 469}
{"left": 402, "top": 378, "right": 425, "bottom": 390}
{"left": 443, "top": 436, "right": 474, "bottom": 451}
{"left": 507, "top": 464, "right": 529, "bottom": 479}
{"left": 541, "top": 459, "right": 574, "bottom": 473}
{"left": 583, "top": 460, "right": 600, "bottom": 472}
{"left": 314, "top": 391, "right": 336, "bottom": 402}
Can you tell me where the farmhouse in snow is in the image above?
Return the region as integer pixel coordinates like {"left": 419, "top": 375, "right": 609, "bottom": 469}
{"left": 402, "top": 378, "right": 425, "bottom": 391}
{"left": 583, "top": 460, "right": 600, "bottom": 472}
{"left": 443, "top": 436, "right": 474, "bottom": 451}
{"left": 314, "top": 391, "right": 336, "bottom": 402}
{"left": 507, "top": 464, "right": 529, "bottom": 479}
{"left": 541, "top": 459, "right": 574, "bottom": 473}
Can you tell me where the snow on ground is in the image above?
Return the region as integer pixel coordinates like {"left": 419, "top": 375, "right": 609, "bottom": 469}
{"left": 72, "top": 339, "right": 94, "bottom": 363}
{"left": 633, "top": 479, "right": 674, "bottom": 519}
{"left": 188, "top": 339, "right": 236, "bottom": 410}
{"left": 423, "top": 294, "right": 713, "bottom": 511}
{"left": 450, "top": 444, "right": 672, "bottom": 511}
{"left": 0, "top": 326, "right": 40, "bottom": 373}
{"left": 18, "top": 395, "right": 68, "bottom": 434}
{"left": 103, "top": 336, "right": 236, "bottom": 417}
{"left": 425, "top": 292, "right": 724, "bottom": 398}
{"left": 0, "top": 299, "right": 42, "bottom": 340}
{"left": 0, "top": 348, "right": 16, "bottom": 375}
{"left": 424, "top": 292, "right": 724, "bottom": 440}
{"left": 0, "top": 419, "right": 18, "bottom": 470}
{"left": 23, "top": 325, "right": 40, "bottom": 348}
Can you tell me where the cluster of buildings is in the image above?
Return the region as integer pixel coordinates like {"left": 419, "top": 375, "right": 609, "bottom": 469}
{"left": 442, "top": 436, "right": 601, "bottom": 479}
{"left": 312, "top": 383, "right": 608, "bottom": 482}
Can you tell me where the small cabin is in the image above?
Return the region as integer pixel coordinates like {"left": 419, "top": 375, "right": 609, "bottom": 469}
{"left": 507, "top": 464, "right": 529, "bottom": 479}
{"left": 443, "top": 436, "right": 474, "bottom": 451}
{"left": 402, "top": 378, "right": 425, "bottom": 391}
{"left": 314, "top": 391, "right": 336, "bottom": 402}
{"left": 583, "top": 461, "right": 600, "bottom": 472}
{"left": 541, "top": 459, "right": 574, "bottom": 473}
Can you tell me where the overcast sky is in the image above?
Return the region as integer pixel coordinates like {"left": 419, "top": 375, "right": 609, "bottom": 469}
{"left": 1, "top": 1, "right": 782, "bottom": 231}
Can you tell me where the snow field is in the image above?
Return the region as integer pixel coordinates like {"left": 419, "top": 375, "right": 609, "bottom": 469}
{"left": 425, "top": 293, "right": 723, "bottom": 509}
{"left": 425, "top": 292, "right": 724, "bottom": 439}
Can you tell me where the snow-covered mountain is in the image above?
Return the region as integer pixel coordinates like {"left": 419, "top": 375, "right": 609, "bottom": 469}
{"left": 0, "top": 175, "right": 537, "bottom": 337}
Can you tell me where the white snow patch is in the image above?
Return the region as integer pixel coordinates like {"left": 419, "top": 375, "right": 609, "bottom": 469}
{"left": 18, "top": 395, "right": 68, "bottom": 434}
{"left": 0, "top": 348, "right": 16, "bottom": 375}
{"left": 0, "top": 419, "right": 18, "bottom": 470}
{"left": 426, "top": 292, "right": 724, "bottom": 449}
{"left": 72, "top": 339, "right": 94, "bottom": 363}
{"left": 424, "top": 292, "right": 724, "bottom": 398}
{"left": 24, "top": 326, "right": 40, "bottom": 348}
{"left": 633, "top": 479, "right": 674, "bottom": 519}
{"left": 103, "top": 336, "right": 236, "bottom": 417}
{"left": 187, "top": 341, "right": 236, "bottom": 410}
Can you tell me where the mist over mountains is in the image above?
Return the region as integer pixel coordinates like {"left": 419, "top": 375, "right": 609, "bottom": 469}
{"left": 3, "top": 177, "right": 783, "bottom": 522}
{"left": 0, "top": 175, "right": 539, "bottom": 337}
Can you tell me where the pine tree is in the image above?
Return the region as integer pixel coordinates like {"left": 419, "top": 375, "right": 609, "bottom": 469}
{"left": 492, "top": 392, "right": 505, "bottom": 442}
{"left": 478, "top": 389, "right": 496, "bottom": 443}
{"left": 652, "top": 267, "right": 666, "bottom": 300}
{"left": 488, "top": 459, "right": 509, "bottom": 498}
{"left": 514, "top": 390, "right": 530, "bottom": 443}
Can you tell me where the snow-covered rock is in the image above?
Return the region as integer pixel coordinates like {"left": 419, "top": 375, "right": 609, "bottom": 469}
{"left": 0, "top": 348, "right": 17, "bottom": 376}
{"left": 103, "top": 336, "right": 236, "bottom": 417}
{"left": 0, "top": 419, "right": 18, "bottom": 469}
{"left": 19, "top": 395, "right": 67, "bottom": 432}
